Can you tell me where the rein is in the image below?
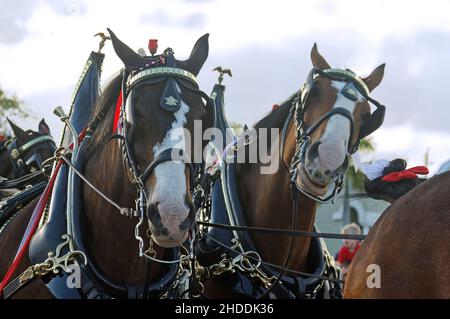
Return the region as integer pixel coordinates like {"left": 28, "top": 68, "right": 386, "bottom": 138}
{"left": 203, "top": 234, "right": 345, "bottom": 285}
{"left": 197, "top": 221, "right": 366, "bottom": 240}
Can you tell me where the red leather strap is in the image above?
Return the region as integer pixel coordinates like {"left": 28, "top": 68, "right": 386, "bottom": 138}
{"left": 112, "top": 89, "right": 122, "bottom": 133}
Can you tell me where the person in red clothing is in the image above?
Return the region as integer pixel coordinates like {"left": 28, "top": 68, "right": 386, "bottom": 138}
{"left": 336, "top": 223, "right": 362, "bottom": 278}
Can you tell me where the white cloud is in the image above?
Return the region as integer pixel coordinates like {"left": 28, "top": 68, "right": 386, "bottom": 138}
{"left": 361, "top": 125, "right": 450, "bottom": 175}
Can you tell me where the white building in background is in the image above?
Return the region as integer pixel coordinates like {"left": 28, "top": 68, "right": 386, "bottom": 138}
{"left": 436, "top": 160, "right": 450, "bottom": 174}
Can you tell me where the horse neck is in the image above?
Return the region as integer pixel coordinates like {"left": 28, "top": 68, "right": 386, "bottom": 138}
{"left": 236, "top": 109, "right": 317, "bottom": 271}
{"left": 83, "top": 138, "right": 162, "bottom": 283}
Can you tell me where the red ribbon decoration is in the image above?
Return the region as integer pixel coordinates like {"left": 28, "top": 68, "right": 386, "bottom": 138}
{"left": 112, "top": 89, "right": 122, "bottom": 133}
{"left": 381, "top": 166, "right": 429, "bottom": 182}
{"left": 148, "top": 39, "right": 158, "bottom": 56}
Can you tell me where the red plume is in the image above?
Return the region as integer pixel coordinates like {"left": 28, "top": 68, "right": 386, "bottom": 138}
{"left": 148, "top": 39, "right": 158, "bottom": 56}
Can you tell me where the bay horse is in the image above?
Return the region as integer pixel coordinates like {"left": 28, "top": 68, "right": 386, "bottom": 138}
{"left": 201, "top": 44, "right": 387, "bottom": 298}
{"left": 0, "top": 29, "right": 212, "bottom": 298}
{"left": 344, "top": 167, "right": 450, "bottom": 298}
{"left": 0, "top": 118, "right": 55, "bottom": 179}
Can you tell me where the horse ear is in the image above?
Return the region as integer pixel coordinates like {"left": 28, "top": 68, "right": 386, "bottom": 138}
{"left": 107, "top": 28, "right": 146, "bottom": 70}
{"left": 38, "top": 118, "right": 51, "bottom": 135}
{"left": 311, "top": 43, "right": 331, "bottom": 70}
{"left": 7, "top": 117, "right": 27, "bottom": 142}
{"left": 362, "top": 64, "right": 385, "bottom": 92}
{"left": 182, "top": 33, "right": 209, "bottom": 76}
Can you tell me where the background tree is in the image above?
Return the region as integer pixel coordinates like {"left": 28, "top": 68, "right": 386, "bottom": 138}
{"left": 0, "top": 86, "right": 29, "bottom": 134}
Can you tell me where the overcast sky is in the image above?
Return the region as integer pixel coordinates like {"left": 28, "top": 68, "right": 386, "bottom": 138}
{"left": 1, "top": 0, "right": 449, "bottom": 173}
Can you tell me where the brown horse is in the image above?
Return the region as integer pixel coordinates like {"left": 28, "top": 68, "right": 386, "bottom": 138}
{"left": 0, "top": 29, "right": 211, "bottom": 298}
{"left": 344, "top": 170, "right": 450, "bottom": 298}
{"left": 202, "top": 44, "right": 386, "bottom": 298}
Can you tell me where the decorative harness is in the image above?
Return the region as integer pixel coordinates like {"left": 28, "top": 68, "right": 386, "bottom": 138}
{"left": 116, "top": 50, "right": 211, "bottom": 182}
{"left": 113, "top": 48, "right": 213, "bottom": 259}
{"left": 194, "top": 67, "right": 386, "bottom": 299}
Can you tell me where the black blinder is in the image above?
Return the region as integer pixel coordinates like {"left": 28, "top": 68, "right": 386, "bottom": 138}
{"left": 160, "top": 78, "right": 182, "bottom": 112}
{"left": 160, "top": 48, "right": 182, "bottom": 112}
{"left": 358, "top": 99, "right": 385, "bottom": 140}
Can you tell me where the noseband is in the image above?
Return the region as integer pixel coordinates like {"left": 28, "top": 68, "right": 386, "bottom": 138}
{"left": 3, "top": 135, "right": 56, "bottom": 177}
{"left": 282, "top": 67, "right": 386, "bottom": 203}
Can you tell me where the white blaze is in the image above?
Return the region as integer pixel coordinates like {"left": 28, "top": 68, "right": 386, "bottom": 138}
{"left": 317, "top": 80, "right": 363, "bottom": 171}
{"left": 151, "top": 90, "right": 190, "bottom": 237}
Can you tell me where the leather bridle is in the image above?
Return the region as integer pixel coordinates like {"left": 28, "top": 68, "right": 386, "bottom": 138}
{"left": 281, "top": 67, "right": 386, "bottom": 203}
{"left": 3, "top": 135, "right": 56, "bottom": 178}
{"left": 115, "top": 49, "right": 213, "bottom": 238}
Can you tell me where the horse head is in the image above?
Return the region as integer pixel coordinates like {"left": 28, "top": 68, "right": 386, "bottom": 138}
{"left": 109, "top": 29, "right": 212, "bottom": 248}
{"left": 0, "top": 118, "right": 55, "bottom": 178}
{"left": 288, "top": 44, "right": 386, "bottom": 198}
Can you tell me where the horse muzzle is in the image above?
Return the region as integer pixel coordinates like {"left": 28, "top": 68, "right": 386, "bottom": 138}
{"left": 147, "top": 198, "right": 195, "bottom": 248}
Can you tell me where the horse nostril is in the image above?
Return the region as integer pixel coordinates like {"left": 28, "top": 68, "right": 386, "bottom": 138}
{"left": 307, "top": 141, "right": 321, "bottom": 162}
{"left": 147, "top": 202, "right": 168, "bottom": 237}
{"left": 179, "top": 198, "right": 195, "bottom": 232}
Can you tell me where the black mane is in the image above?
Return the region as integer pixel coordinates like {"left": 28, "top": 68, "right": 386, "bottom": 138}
{"left": 84, "top": 72, "right": 123, "bottom": 156}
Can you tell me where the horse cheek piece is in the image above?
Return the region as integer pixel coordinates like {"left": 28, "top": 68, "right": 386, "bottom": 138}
{"left": 108, "top": 28, "right": 211, "bottom": 247}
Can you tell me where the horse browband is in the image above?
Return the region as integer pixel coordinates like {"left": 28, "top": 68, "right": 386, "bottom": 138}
{"left": 320, "top": 69, "right": 370, "bottom": 96}
{"left": 127, "top": 67, "right": 198, "bottom": 91}
{"left": 17, "top": 136, "right": 56, "bottom": 154}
